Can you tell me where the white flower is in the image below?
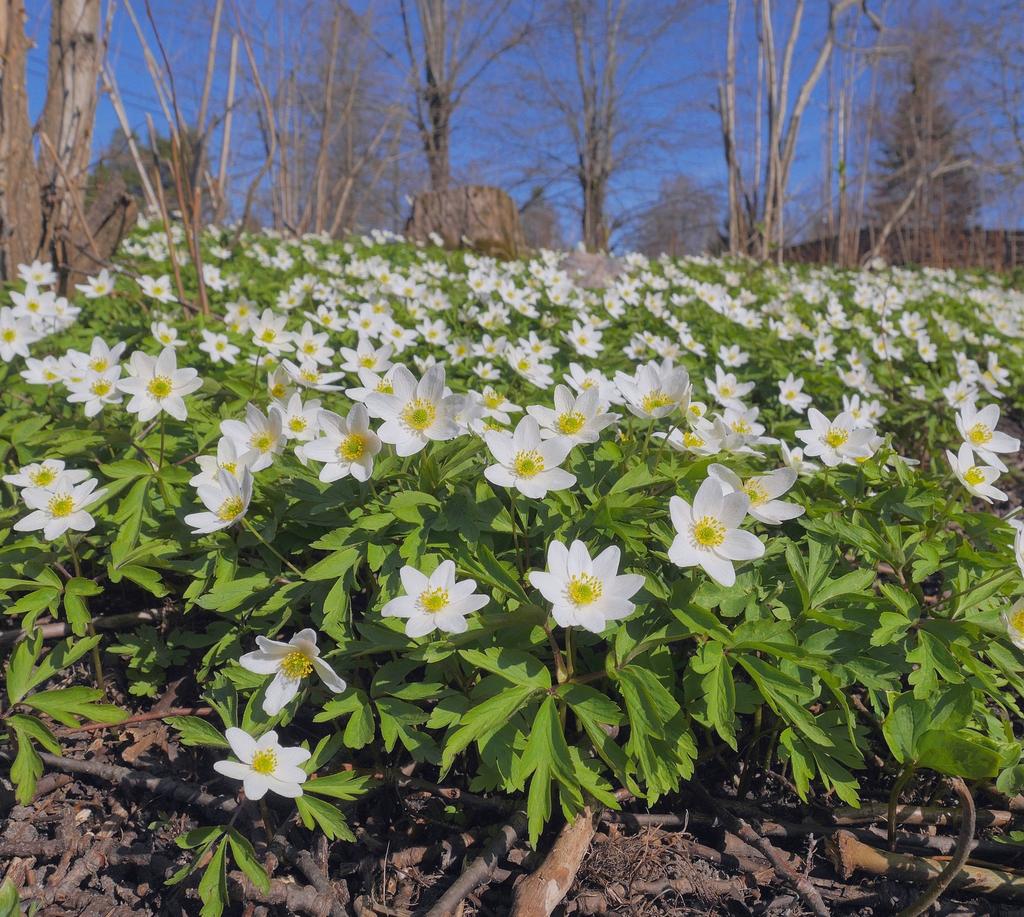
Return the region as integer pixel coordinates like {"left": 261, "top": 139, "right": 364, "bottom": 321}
{"left": 668, "top": 477, "right": 764, "bottom": 586}
{"left": 184, "top": 467, "right": 253, "bottom": 534}
{"left": 220, "top": 404, "right": 285, "bottom": 472}
{"left": 526, "top": 385, "right": 619, "bottom": 446}
{"left": 66, "top": 367, "right": 123, "bottom": 417}
{"left": 189, "top": 437, "right": 258, "bottom": 487}
{"left": 75, "top": 269, "right": 114, "bottom": 299}
{"left": 614, "top": 360, "right": 691, "bottom": 419}
{"left": 20, "top": 355, "right": 64, "bottom": 386}
{"left": 250, "top": 309, "right": 294, "bottom": 356}
{"left": 706, "top": 365, "right": 754, "bottom": 411}
{"left": 339, "top": 341, "right": 393, "bottom": 374}
{"left": 151, "top": 320, "right": 185, "bottom": 349}
{"left": 240, "top": 628, "right": 346, "bottom": 715}
{"left": 484, "top": 416, "right": 576, "bottom": 498}
{"left": 213, "top": 728, "right": 310, "bottom": 800}
{"left": 955, "top": 402, "right": 1020, "bottom": 472}
{"left": 382, "top": 560, "right": 489, "bottom": 637}
{"left": 14, "top": 472, "right": 107, "bottom": 541}
{"left": 945, "top": 444, "right": 1006, "bottom": 504}
{"left": 707, "top": 463, "right": 804, "bottom": 525}
{"left": 117, "top": 347, "right": 202, "bottom": 422}
{"left": 777, "top": 374, "right": 811, "bottom": 413}
{"left": 271, "top": 392, "right": 321, "bottom": 442}
{"left": 529, "top": 540, "right": 644, "bottom": 633}
{"left": 365, "top": 364, "right": 463, "bottom": 456}
{"left": 1011, "top": 520, "right": 1024, "bottom": 579}
{"left": 304, "top": 404, "right": 381, "bottom": 482}
{"left": 1002, "top": 597, "right": 1024, "bottom": 651}
{"left": 779, "top": 442, "right": 818, "bottom": 476}
{"left": 795, "top": 408, "right": 876, "bottom": 467}
{"left": 139, "top": 275, "right": 175, "bottom": 303}
{"left": 18, "top": 260, "right": 57, "bottom": 287}
{"left": 198, "top": 329, "right": 240, "bottom": 364}
{"left": 3, "top": 460, "right": 89, "bottom": 491}
{"left": 0, "top": 307, "right": 36, "bottom": 361}
{"left": 281, "top": 359, "right": 346, "bottom": 392}
{"left": 67, "top": 337, "right": 126, "bottom": 375}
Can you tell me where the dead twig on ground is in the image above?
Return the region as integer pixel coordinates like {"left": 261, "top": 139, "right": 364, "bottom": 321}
{"left": 512, "top": 806, "right": 600, "bottom": 917}
{"left": 687, "top": 783, "right": 831, "bottom": 917}
{"left": 424, "top": 810, "right": 529, "bottom": 917}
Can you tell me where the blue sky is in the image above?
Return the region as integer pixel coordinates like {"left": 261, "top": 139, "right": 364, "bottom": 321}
{"left": 24, "top": 0, "right": 1013, "bottom": 245}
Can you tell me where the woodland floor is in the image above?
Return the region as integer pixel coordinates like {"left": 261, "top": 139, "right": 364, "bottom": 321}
{"left": 4, "top": 660, "right": 1024, "bottom": 917}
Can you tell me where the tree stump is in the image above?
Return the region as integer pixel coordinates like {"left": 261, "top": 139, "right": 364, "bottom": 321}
{"left": 406, "top": 185, "right": 525, "bottom": 259}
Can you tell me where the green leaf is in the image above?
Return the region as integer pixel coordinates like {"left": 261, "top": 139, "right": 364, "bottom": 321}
{"left": 9, "top": 714, "right": 60, "bottom": 805}
{"left": 304, "top": 546, "right": 361, "bottom": 581}
{"left": 0, "top": 879, "right": 19, "bottom": 917}
{"left": 25, "top": 687, "right": 126, "bottom": 727}
{"left": 917, "top": 730, "right": 1001, "bottom": 780}
{"left": 5, "top": 633, "right": 41, "bottom": 704}
{"left": 388, "top": 491, "right": 441, "bottom": 523}
{"left": 295, "top": 794, "right": 355, "bottom": 841}
{"left": 441, "top": 683, "right": 537, "bottom": 772}
{"left": 459, "top": 648, "right": 551, "bottom": 689}
{"left": 166, "top": 716, "right": 229, "bottom": 748}
{"left": 198, "top": 838, "right": 229, "bottom": 917}
{"left": 304, "top": 770, "right": 374, "bottom": 800}
{"left": 226, "top": 828, "right": 269, "bottom": 894}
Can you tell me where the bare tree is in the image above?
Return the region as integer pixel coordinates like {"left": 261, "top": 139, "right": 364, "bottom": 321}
{"left": 523, "top": 0, "right": 687, "bottom": 252}
{"left": 398, "top": 0, "right": 531, "bottom": 192}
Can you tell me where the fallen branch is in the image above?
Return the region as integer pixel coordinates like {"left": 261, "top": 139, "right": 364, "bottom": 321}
{"left": 59, "top": 706, "right": 213, "bottom": 735}
{"left": 512, "top": 806, "right": 600, "bottom": 916}
{"left": 0, "top": 609, "right": 164, "bottom": 647}
{"left": 829, "top": 829, "right": 1024, "bottom": 902}
{"left": 687, "top": 784, "right": 831, "bottom": 917}
{"left": 424, "top": 810, "right": 529, "bottom": 917}
{"left": 227, "top": 869, "right": 336, "bottom": 916}
{"left": 271, "top": 830, "right": 352, "bottom": 917}
{"left": 832, "top": 802, "right": 1016, "bottom": 829}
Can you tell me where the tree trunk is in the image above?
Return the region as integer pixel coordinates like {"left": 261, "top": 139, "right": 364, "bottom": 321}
{"left": 0, "top": 0, "right": 42, "bottom": 279}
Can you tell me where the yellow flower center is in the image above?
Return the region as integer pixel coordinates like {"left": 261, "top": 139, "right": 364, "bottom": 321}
{"left": 270, "top": 383, "right": 287, "bottom": 398}
{"left": 824, "top": 426, "right": 849, "bottom": 448}
{"left": 557, "top": 411, "right": 586, "bottom": 435}
{"left": 280, "top": 650, "right": 314, "bottom": 679}
{"left": 3, "top": 329, "right": 19, "bottom": 343}
{"left": 90, "top": 379, "right": 112, "bottom": 396}
{"left": 1011, "top": 609, "right": 1024, "bottom": 634}
{"left": 250, "top": 749, "right": 277, "bottom": 775}
{"left": 217, "top": 495, "right": 245, "bottom": 521}
{"left": 260, "top": 329, "right": 277, "bottom": 343}
{"left": 359, "top": 355, "right": 376, "bottom": 368}
{"left": 302, "top": 342, "right": 316, "bottom": 353}
{"left": 30, "top": 467, "right": 57, "bottom": 486}
{"left": 48, "top": 494, "right": 75, "bottom": 517}
{"left": 338, "top": 434, "right": 365, "bottom": 461}
{"left": 401, "top": 398, "right": 436, "bottom": 431}
{"left": 376, "top": 379, "right": 394, "bottom": 394}
{"left": 483, "top": 391, "right": 504, "bottom": 409}
{"left": 719, "top": 384, "right": 734, "bottom": 397}
{"left": 641, "top": 391, "right": 673, "bottom": 413}
{"left": 692, "top": 515, "right": 726, "bottom": 548}
{"left": 89, "top": 358, "right": 109, "bottom": 372}
{"left": 743, "top": 479, "right": 769, "bottom": 505}
{"left": 512, "top": 450, "right": 545, "bottom": 478}
{"left": 963, "top": 466, "right": 986, "bottom": 486}
{"left": 730, "top": 419, "right": 751, "bottom": 434}
{"left": 683, "top": 431, "right": 704, "bottom": 448}
{"left": 288, "top": 416, "right": 308, "bottom": 433}
{"left": 419, "top": 586, "right": 449, "bottom": 613}
{"left": 517, "top": 358, "right": 531, "bottom": 371}
{"left": 968, "top": 422, "right": 992, "bottom": 445}
{"left": 221, "top": 461, "right": 237, "bottom": 475}
{"left": 300, "top": 369, "right": 320, "bottom": 383}
{"left": 580, "top": 378, "right": 595, "bottom": 389}
{"left": 251, "top": 432, "right": 274, "bottom": 452}
{"left": 147, "top": 375, "right": 173, "bottom": 398}
{"left": 567, "top": 574, "right": 603, "bottom": 606}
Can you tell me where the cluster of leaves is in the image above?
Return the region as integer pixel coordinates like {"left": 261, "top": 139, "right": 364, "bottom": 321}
{"left": 0, "top": 228, "right": 1022, "bottom": 915}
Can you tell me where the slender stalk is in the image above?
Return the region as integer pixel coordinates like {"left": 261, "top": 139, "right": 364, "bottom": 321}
{"left": 565, "top": 627, "right": 576, "bottom": 678}
{"left": 242, "top": 518, "right": 303, "bottom": 577}
{"left": 543, "top": 622, "right": 567, "bottom": 684}
{"left": 888, "top": 764, "right": 916, "bottom": 851}
{"left": 66, "top": 535, "right": 106, "bottom": 695}
{"left": 158, "top": 415, "right": 167, "bottom": 469}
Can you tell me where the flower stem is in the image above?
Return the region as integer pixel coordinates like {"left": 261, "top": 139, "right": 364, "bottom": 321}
{"left": 66, "top": 535, "right": 106, "bottom": 696}
{"left": 242, "top": 518, "right": 304, "bottom": 577}
{"left": 543, "top": 621, "right": 567, "bottom": 684}
{"left": 158, "top": 415, "right": 166, "bottom": 469}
